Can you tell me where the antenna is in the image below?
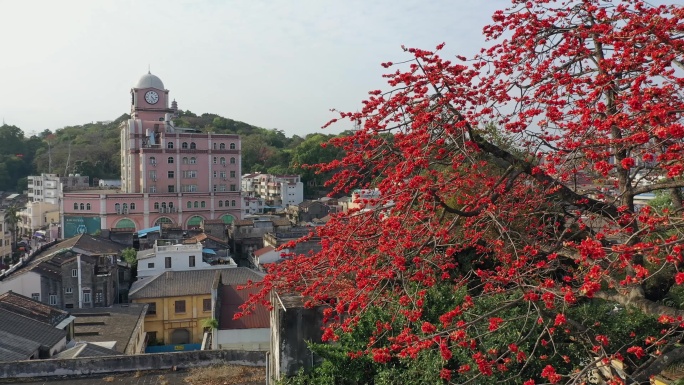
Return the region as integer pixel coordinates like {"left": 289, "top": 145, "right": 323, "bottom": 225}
{"left": 148, "top": 64, "right": 151, "bottom": 74}
{"left": 65, "top": 141, "right": 72, "bottom": 176}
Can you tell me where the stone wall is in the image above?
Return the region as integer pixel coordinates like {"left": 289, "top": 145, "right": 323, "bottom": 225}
{"left": 0, "top": 349, "right": 265, "bottom": 379}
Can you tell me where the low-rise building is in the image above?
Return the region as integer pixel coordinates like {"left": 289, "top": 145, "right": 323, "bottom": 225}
{"left": 28, "top": 173, "right": 90, "bottom": 204}
{"left": 242, "top": 173, "right": 304, "bottom": 210}
{"left": 129, "top": 267, "right": 264, "bottom": 346}
{"left": 136, "top": 238, "right": 236, "bottom": 279}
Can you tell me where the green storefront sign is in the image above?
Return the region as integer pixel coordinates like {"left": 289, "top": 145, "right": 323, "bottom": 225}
{"left": 64, "top": 216, "right": 102, "bottom": 238}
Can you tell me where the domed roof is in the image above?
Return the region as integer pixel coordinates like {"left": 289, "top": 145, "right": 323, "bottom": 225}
{"left": 136, "top": 72, "right": 164, "bottom": 89}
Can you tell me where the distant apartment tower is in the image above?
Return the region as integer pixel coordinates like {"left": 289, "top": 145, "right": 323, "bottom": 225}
{"left": 28, "top": 174, "right": 89, "bottom": 204}
{"left": 61, "top": 73, "right": 242, "bottom": 237}
{"left": 241, "top": 173, "right": 303, "bottom": 209}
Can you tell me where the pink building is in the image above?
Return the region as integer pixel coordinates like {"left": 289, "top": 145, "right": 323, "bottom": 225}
{"left": 61, "top": 73, "right": 241, "bottom": 237}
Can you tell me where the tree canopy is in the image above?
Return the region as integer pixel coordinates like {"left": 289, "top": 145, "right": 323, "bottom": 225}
{"left": 247, "top": 1, "right": 684, "bottom": 383}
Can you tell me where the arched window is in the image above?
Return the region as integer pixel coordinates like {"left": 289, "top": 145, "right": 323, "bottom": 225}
{"left": 80, "top": 203, "right": 85, "bottom": 210}
{"left": 154, "top": 217, "right": 173, "bottom": 227}
{"left": 169, "top": 202, "right": 174, "bottom": 208}
{"left": 182, "top": 157, "right": 188, "bottom": 164}
{"left": 161, "top": 202, "right": 167, "bottom": 209}
{"left": 230, "top": 157, "right": 236, "bottom": 164}
{"left": 86, "top": 203, "right": 91, "bottom": 210}
{"left": 190, "top": 142, "right": 196, "bottom": 149}
{"left": 115, "top": 203, "right": 120, "bottom": 211}
{"left": 154, "top": 202, "right": 159, "bottom": 210}
{"left": 224, "top": 200, "right": 229, "bottom": 207}
{"left": 167, "top": 157, "right": 174, "bottom": 164}
{"left": 122, "top": 203, "right": 128, "bottom": 211}
{"left": 218, "top": 200, "right": 223, "bottom": 207}
{"left": 220, "top": 157, "right": 226, "bottom": 165}
{"left": 74, "top": 203, "right": 78, "bottom": 210}
{"left": 167, "top": 142, "right": 174, "bottom": 149}
{"left": 150, "top": 156, "right": 156, "bottom": 164}
{"left": 130, "top": 203, "right": 136, "bottom": 210}
{"left": 194, "top": 201, "right": 199, "bottom": 208}
{"left": 220, "top": 143, "right": 226, "bottom": 150}
{"left": 200, "top": 201, "right": 206, "bottom": 208}
{"left": 182, "top": 142, "right": 188, "bottom": 149}
{"left": 230, "top": 143, "right": 235, "bottom": 150}
{"left": 190, "top": 157, "right": 196, "bottom": 164}
{"left": 231, "top": 200, "right": 236, "bottom": 207}
{"left": 187, "top": 201, "right": 192, "bottom": 209}
{"left": 213, "top": 143, "right": 217, "bottom": 150}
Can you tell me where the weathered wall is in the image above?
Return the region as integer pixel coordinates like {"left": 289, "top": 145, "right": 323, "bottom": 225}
{"left": 0, "top": 349, "right": 265, "bottom": 379}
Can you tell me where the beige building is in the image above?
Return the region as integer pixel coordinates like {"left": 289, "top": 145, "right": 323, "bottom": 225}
{"left": 18, "top": 201, "right": 59, "bottom": 238}
{"left": 0, "top": 210, "right": 12, "bottom": 263}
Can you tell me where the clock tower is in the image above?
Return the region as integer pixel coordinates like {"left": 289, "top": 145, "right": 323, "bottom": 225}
{"left": 130, "top": 71, "right": 174, "bottom": 121}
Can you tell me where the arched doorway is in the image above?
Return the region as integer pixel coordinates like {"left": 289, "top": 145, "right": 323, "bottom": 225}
{"left": 186, "top": 215, "right": 203, "bottom": 228}
{"left": 220, "top": 214, "right": 234, "bottom": 224}
{"left": 114, "top": 218, "right": 136, "bottom": 230}
{"left": 154, "top": 217, "right": 174, "bottom": 227}
{"left": 170, "top": 328, "right": 190, "bottom": 344}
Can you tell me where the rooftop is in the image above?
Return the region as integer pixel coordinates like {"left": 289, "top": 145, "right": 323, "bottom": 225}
{"left": 0, "top": 291, "right": 70, "bottom": 326}
{"left": 69, "top": 304, "right": 147, "bottom": 354}
{"left": 218, "top": 285, "right": 268, "bottom": 330}
{"left": 53, "top": 342, "right": 120, "bottom": 359}
{"left": 0, "top": 308, "right": 67, "bottom": 362}
{"left": 129, "top": 268, "right": 264, "bottom": 299}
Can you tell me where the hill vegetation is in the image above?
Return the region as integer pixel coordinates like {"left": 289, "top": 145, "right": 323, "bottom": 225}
{"left": 0, "top": 112, "right": 345, "bottom": 197}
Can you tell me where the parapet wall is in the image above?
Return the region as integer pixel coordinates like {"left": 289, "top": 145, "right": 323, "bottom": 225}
{"left": 0, "top": 349, "right": 265, "bottom": 379}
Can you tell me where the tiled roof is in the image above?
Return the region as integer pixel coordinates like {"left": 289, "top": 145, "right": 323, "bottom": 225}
{"left": 203, "top": 219, "right": 225, "bottom": 225}
{"left": 218, "top": 285, "right": 269, "bottom": 330}
{"left": 253, "top": 246, "right": 275, "bottom": 257}
{"left": 70, "top": 304, "right": 147, "bottom": 354}
{"left": 271, "top": 218, "right": 292, "bottom": 227}
{"left": 0, "top": 308, "right": 67, "bottom": 362}
{"left": 129, "top": 268, "right": 264, "bottom": 299}
{"left": 69, "top": 234, "right": 127, "bottom": 255}
{"left": 0, "top": 291, "right": 70, "bottom": 326}
{"left": 54, "top": 342, "right": 120, "bottom": 359}
{"left": 234, "top": 219, "right": 254, "bottom": 226}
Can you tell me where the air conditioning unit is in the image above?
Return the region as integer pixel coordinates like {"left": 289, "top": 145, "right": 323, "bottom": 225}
{"left": 152, "top": 177, "right": 157, "bottom": 181}
{"left": 159, "top": 208, "right": 165, "bottom": 213}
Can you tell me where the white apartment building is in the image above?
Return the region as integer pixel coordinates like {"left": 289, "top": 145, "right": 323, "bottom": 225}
{"left": 136, "top": 239, "right": 236, "bottom": 278}
{"left": 28, "top": 174, "right": 90, "bottom": 204}
{"left": 241, "top": 173, "right": 303, "bottom": 209}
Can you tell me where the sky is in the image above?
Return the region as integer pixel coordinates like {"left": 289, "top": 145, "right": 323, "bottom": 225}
{"left": 0, "top": 1, "right": 526, "bottom": 138}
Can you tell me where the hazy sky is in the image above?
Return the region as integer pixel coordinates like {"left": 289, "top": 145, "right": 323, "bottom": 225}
{"left": 0, "top": 1, "right": 527, "bottom": 137}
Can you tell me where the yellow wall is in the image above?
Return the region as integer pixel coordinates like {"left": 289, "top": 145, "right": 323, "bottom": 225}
{"left": 133, "top": 294, "right": 213, "bottom": 345}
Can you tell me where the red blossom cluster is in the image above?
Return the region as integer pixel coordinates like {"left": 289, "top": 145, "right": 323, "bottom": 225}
{"left": 240, "top": 0, "right": 684, "bottom": 383}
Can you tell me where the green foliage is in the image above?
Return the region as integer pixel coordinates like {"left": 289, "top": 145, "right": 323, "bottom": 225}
{"left": 122, "top": 248, "right": 137, "bottom": 267}
{"left": 201, "top": 318, "right": 219, "bottom": 329}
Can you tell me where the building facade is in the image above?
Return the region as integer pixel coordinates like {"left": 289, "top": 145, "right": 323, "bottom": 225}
{"left": 61, "top": 73, "right": 242, "bottom": 237}
{"left": 242, "top": 173, "right": 303, "bottom": 209}
{"left": 28, "top": 174, "right": 90, "bottom": 204}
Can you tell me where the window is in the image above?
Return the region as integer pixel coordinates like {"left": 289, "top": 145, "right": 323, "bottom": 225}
{"left": 183, "top": 170, "right": 197, "bottom": 178}
{"left": 95, "top": 291, "right": 103, "bottom": 303}
{"left": 150, "top": 156, "right": 156, "bottom": 164}
{"left": 148, "top": 262, "right": 154, "bottom": 268}
{"left": 167, "top": 141, "right": 174, "bottom": 149}
{"left": 168, "top": 185, "right": 175, "bottom": 193}
{"left": 122, "top": 203, "right": 128, "bottom": 211}
{"left": 220, "top": 171, "right": 227, "bottom": 179}
{"left": 150, "top": 186, "right": 157, "bottom": 193}
{"left": 231, "top": 200, "right": 236, "bottom": 206}
{"left": 203, "top": 298, "right": 211, "bottom": 312}
{"left": 167, "top": 157, "right": 174, "bottom": 164}
{"left": 72, "top": 269, "right": 78, "bottom": 277}
{"left": 149, "top": 170, "right": 157, "bottom": 180}
{"left": 189, "top": 255, "right": 195, "bottom": 267}
{"left": 230, "top": 171, "right": 236, "bottom": 178}
{"left": 165, "top": 257, "right": 172, "bottom": 268}
{"left": 169, "top": 202, "right": 174, "bottom": 209}
{"left": 49, "top": 294, "right": 57, "bottom": 306}
{"left": 224, "top": 200, "right": 229, "bottom": 207}
{"left": 86, "top": 203, "right": 91, "bottom": 210}
{"left": 213, "top": 143, "right": 217, "bottom": 150}
{"left": 192, "top": 201, "right": 197, "bottom": 208}
{"left": 190, "top": 142, "right": 196, "bottom": 149}
{"left": 220, "top": 157, "right": 226, "bottom": 165}
{"left": 187, "top": 201, "right": 192, "bottom": 209}
{"left": 154, "top": 202, "right": 160, "bottom": 210}
{"left": 115, "top": 203, "right": 121, "bottom": 212}
{"left": 220, "top": 143, "right": 226, "bottom": 150}
{"left": 83, "top": 290, "right": 91, "bottom": 303}
{"left": 182, "top": 157, "right": 188, "bottom": 164}
{"left": 218, "top": 200, "right": 223, "bottom": 207}
{"left": 147, "top": 302, "right": 157, "bottom": 315}
{"left": 175, "top": 300, "right": 186, "bottom": 313}
{"left": 213, "top": 171, "right": 218, "bottom": 178}
{"left": 131, "top": 203, "right": 136, "bottom": 210}
{"left": 73, "top": 203, "right": 78, "bottom": 210}
{"left": 230, "top": 157, "right": 236, "bottom": 164}
{"left": 230, "top": 184, "right": 237, "bottom": 192}
{"left": 213, "top": 185, "right": 218, "bottom": 192}
{"left": 182, "top": 142, "right": 188, "bottom": 149}
{"left": 168, "top": 171, "right": 175, "bottom": 178}
{"left": 31, "top": 293, "right": 40, "bottom": 301}
{"left": 190, "top": 157, "right": 196, "bottom": 164}
{"left": 230, "top": 143, "right": 236, "bottom": 150}
{"left": 219, "top": 184, "right": 226, "bottom": 192}
{"left": 161, "top": 202, "right": 167, "bottom": 209}
{"left": 65, "top": 287, "right": 73, "bottom": 294}
{"left": 213, "top": 157, "right": 217, "bottom": 164}
{"left": 201, "top": 201, "right": 206, "bottom": 208}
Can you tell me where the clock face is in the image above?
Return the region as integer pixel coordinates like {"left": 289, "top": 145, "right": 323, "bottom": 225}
{"left": 145, "top": 91, "right": 159, "bottom": 104}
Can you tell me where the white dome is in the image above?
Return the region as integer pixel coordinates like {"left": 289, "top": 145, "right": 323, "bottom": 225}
{"left": 136, "top": 72, "right": 164, "bottom": 89}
